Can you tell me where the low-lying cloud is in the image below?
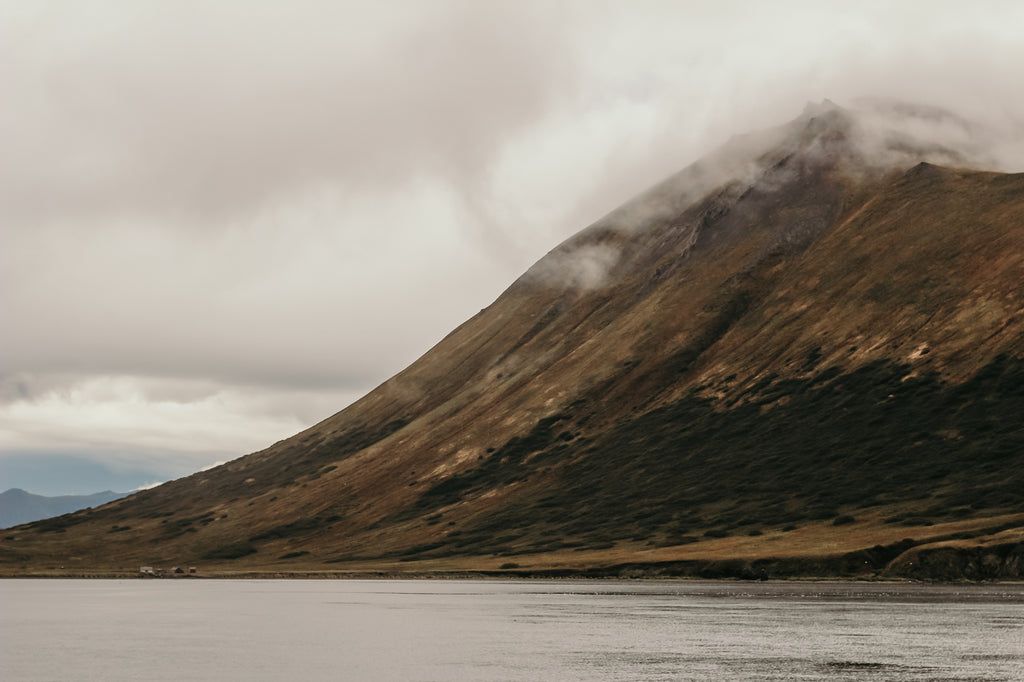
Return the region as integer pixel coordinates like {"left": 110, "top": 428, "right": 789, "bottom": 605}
{"left": 524, "top": 243, "right": 622, "bottom": 291}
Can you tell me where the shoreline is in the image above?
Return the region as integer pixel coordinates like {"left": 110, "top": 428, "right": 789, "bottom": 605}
{"left": 3, "top": 569, "right": 1023, "bottom": 584}
{"left": 5, "top": 530, "right": 1022, "bottom": 582}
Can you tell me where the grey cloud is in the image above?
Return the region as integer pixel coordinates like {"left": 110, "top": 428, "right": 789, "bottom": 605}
{"left": 846, "top": 98, "right": 1024, "bottom": 172}
{"left": 1, "top": 2, "right": 580, "bottom": 407}
{"left": 1, "top": 1, "right": 576, "bottom": 227}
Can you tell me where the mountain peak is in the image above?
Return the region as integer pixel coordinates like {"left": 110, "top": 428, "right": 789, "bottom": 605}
{"left": 521, "top": 99, "right": 1003, "bottom": 293}
{"left": 766, "top": 98, "right": 987, "bottom": 179}
{"left": 801, "top": 98, "right": 841, "bottom": 116}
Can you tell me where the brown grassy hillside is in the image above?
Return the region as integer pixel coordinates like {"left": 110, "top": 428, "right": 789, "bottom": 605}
{"left": 3, "top": 105, "right": 1023, "bottom": 580}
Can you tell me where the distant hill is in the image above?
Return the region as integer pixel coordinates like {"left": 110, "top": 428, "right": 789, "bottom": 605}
{"left": 2, "top": 100, "right": 1022, "bottom": 579}
{"left": 0, "top": 488, "right": 128, "bottom": 528}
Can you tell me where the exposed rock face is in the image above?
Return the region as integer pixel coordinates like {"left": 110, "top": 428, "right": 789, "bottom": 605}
{"left": 3, "top": 102, "right": 1022, "bottom": 577}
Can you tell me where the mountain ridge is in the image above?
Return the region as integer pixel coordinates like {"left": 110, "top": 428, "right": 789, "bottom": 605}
{"left": 3, "top": 101, "right": 1022, "bottom": 579}
{"left": 0, "top": 488, "right": 128, "bottom": 529}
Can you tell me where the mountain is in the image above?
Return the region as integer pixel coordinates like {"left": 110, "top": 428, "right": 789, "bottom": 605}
{"left": 2, "top": 101, "right": 1022, "bottom": 580}
{"left": 0, "top": 488, "right": 128, "bottom": 529}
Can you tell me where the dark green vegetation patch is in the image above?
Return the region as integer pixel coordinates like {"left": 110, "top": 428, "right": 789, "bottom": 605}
{"left": 201, "top": 541, "right": 258, "bottom": 561}
{"left": 401, "top": 355, "right": 1024, "bottom": 558}
{"left": 250, "top": 515, "right": 342, "bottom": 542}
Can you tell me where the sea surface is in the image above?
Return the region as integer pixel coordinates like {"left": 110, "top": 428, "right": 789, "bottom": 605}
{"left": 1, "top": 579, "right": 1022, "bottom": 681}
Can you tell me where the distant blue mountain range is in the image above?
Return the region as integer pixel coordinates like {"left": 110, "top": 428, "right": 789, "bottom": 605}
{"left": 0, "top": 488, "right": 128, "bottom": 528}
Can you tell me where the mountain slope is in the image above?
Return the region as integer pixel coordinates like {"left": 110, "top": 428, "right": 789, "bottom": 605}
{"left": 3, "top": 102, "right": 1022, "bottom": 579}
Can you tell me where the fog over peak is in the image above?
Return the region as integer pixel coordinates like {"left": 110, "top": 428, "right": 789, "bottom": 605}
{"left": 522, "top": 95, "right": 1023, "bottom": 292}
{"left": 2, "top": 1, "right": 1023, "bottom": 495}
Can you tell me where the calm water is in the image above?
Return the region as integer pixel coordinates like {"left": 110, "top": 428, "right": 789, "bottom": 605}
{"left": 1, "top": 579, "right": 1022, "bottom": 681}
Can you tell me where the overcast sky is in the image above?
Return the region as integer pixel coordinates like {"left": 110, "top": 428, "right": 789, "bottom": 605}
{"left": 3, "top": 1, "right": 1023, "bottom": 495}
